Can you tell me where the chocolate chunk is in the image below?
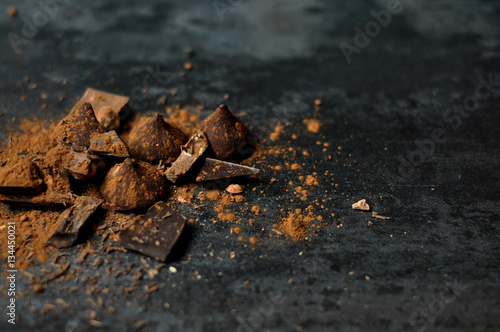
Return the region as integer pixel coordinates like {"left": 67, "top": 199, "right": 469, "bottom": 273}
{"left": 0, "top": 195, "right": 73, "bottom": 210}
{"left": 100, "top": 158, "right": 167, "bottom": 211}
{"left": 79, "top": 88, "right": 130, "bottom": 119}
{"left": 0, "top": 159, "right": 44, "bottom": 195}
{"left": 200, "top": 104, "right": 252, "bottom": 161}
{"left": 51, "top": 102, "right": 106, "bottom": 151}
{"left": 126, "top": 113, "right": 187, "bottom": 165}
{"left": 63, "top": 150, "right": 105, "bottom": 181}
{"left": 89, "top": 131, "right": 129, "bottom": 158}
{"left": 166, "top": 130, "right": 208, "bottom": 183}
{"left": 120, "top": 201, "right": 186, "bottom": 261}
{"left": 195, "top": 158, "right": 259, "bottom": 182}
{"left": 47, "top": 196, "right": 103, "bottom": 248}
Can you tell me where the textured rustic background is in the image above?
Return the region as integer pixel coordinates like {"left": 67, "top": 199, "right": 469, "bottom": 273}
{"left": 1, "top": 0, "right": 499, "bottom": 331}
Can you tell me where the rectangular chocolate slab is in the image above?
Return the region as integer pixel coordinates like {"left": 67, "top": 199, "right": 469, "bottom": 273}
{"left": 120, "top": 201, "right": 186, "bottom": 261}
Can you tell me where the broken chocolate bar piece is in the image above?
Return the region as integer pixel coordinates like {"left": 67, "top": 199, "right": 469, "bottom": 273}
{"left": 47, "top": 196, "right": 103, "bottom": 248}
{"left": 0, "top": 194, "right": 73, "bottom": 210}
{"left": 166, "top": 130, "right": 208, "bottom": 183}
{"left": 78, "top": 88, "right": 130, "bottom": 119}
{"left": 89, "top": 131, "right": 129, "bottom": 158}
{"left": 0, "top": 159, "right": 45, "bottom": 195}
{"left": 63, "top": 150, "right": 105, "bottom": 181}
{"left": 120, "top": 201, "right": 186, "bottom": 261}
{"left": 195, "top": 158, "right": 259, "bottom": 182}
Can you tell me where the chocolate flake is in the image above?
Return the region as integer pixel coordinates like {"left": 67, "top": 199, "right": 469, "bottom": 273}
{"left": 120, "top": 202, "right": 186, "bottom": 261}
{"left": 47, "top": 196, "right": 103, "bottom": 248}
{"left": 166, "top": 130, "right": 208, "bottom": 183}
{"left": 195, "top": 158, "right": 259, "bottom": 182}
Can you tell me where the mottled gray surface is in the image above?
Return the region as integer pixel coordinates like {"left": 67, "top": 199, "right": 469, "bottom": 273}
{"left": 0, "top": 0, "right": 500, "bottom": 331}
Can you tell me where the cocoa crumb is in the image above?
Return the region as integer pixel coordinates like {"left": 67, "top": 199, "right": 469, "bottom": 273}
{"left": 304, "top": 119, "right": 321, "bottom": 133}
{"left": 352, "top": 199, "right": 370, "bottom": 211}
{"left": 305, "top": 175, "right": 319, "bottom": 186}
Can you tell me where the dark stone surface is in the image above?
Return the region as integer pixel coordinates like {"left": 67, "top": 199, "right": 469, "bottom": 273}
{"left": 1, "top": 0, "right": 499, "bottom": 331}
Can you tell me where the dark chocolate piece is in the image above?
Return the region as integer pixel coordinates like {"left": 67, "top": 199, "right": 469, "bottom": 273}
{"left": 47, "top": 196, "right": 102, "bottom": 248}
{"left": 200, "top": 104, "right": 252, "bottom": 161}
{"left": 195, "top": 158, "right": 259, "bottom": 182}
{"left": 166, "top": 130, "right": 208, "bottom": 183}
{"left": 80, "top": 88, "right": 130, "bottom": 119}
{"left": 0, "top": 159, "right": 44, "bottom": 195}
{"left": 63, "top": 150, "right": 105, "bottom": 181}
{"left": 120, "top": 201, "right": 186, "bottom": 261}
{"left": 89, "top": 131, "right": 129, "bottom": 158}
{"left": 0, "top": 195, "right": 73, "bottom": 210}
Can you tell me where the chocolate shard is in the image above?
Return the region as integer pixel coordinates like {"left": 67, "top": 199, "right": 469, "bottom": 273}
{"left": 79, "top": 88, "right": 130, "bottom": 119}
{"left": 51, "top": 102, "right": 106, "bottom": 151}
{"left": 0, "top": 194, "right": 74, "bottom": 210}
{"left": 89, "top": 131, "right": 129, "bottom": 158}
{"left": 120, "top": 201, "right": 186, "bottom": 261}
{"left": 100, "top": 158, "right": 167, "bottom": 212}
{"left": 195, "top": 158, "right": 259, "bottom": 182}
{"left": 0, "top": 159, "right": 45, "bottom": 195}
{"left": 47, "top": 196, "right": 103, "bottom": 248}
{"left": 200, "top": 104, "right": 253, "bottom": 161}
{"left": 126, "top": 113, "right": 187, "bottom": 164}
{"left": 166, "top": 130, "right": 208, "bottom": 183}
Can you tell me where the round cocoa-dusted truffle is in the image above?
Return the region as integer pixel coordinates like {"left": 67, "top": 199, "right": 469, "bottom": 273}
{"left": 51, "top": 102, "right": 106, "bottom": 151}
{"left": 200, "top": 104, "right": 252, "bottom": 161}
{"left": 100, "top": 158, "right": 167, "bottom": 211}
{"left": 126, "top": 113, "right": 187, "bottom": 164}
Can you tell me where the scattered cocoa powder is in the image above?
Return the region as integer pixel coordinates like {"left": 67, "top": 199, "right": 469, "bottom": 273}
{"left": 306, "top": 175, "right": 319, "bottom": 186}
{"left": 304, "top": 119, "right": 321, "bottom": 133}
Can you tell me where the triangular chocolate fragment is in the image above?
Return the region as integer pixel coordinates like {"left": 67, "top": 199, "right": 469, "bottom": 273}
{"left": 0, "top": 159, "right": 44, "bottom": 195}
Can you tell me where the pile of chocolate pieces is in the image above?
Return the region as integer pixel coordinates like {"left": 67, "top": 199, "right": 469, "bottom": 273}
{"left": 0, "top": 88, "right": 259, "bottom": 261}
